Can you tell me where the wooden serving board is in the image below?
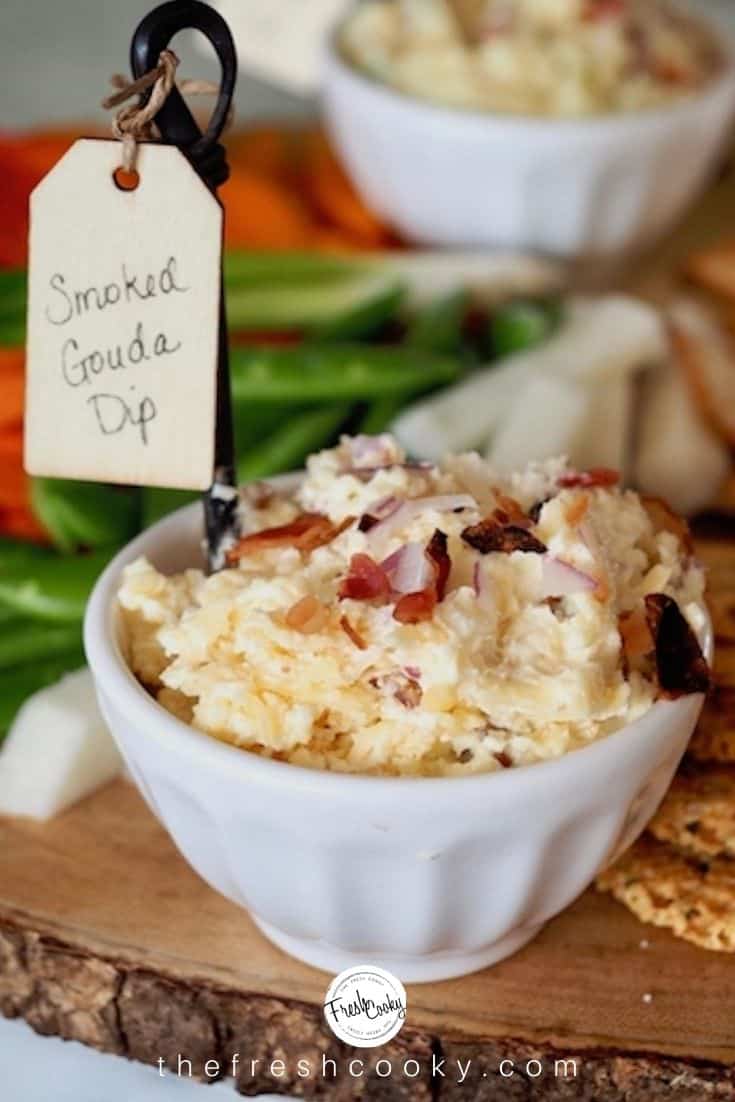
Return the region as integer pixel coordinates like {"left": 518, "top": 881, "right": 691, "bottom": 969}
{"left": 1, "top": 535, "right": 735, "bottom": 1101}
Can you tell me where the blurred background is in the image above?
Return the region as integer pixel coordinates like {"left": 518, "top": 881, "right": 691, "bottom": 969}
{"left": 0, "top": 0, "right": 732, "bottom": 127}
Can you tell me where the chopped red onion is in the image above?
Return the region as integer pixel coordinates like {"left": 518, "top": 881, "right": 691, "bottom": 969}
{"left": 366, "top": 494, "right": 476, "bottom": 546}
{"left": 347, "top": 461, "right": 436, "bottom": 483}
{"left": 381, "top": 542, "right": 434, "bottom": 595}
{"left": 343, "top": 434, "right": 397, "bottom": 469}
{"left": 540, "top": 555, "right": 597, "bottom": 598}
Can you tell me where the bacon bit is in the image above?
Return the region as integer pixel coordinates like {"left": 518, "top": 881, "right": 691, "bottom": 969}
{"left": 494, "top": 751, "right": 513, "bottom": 769}
{"left": 655, "top": 59, "right": 689, "bottom": 86}
{"left": 393, "top": 589, "right": 437, "bottom": 624}
{"left": 583, "top": 0, "right": 625, "bottom": 20}
{"left": 394, "top": 678, "right": 423, "bottom": 708}
{"left": 370, "top": 672, "right": 423, "bottom": 708}
{"left": 558, "top": 469, "right": 620, "bottom": 490}
{"left": 594, "top": 575, "right": 611, "bottom": 604}
{"left": 358, "top": 514, "right": 379, "bottom": 533}
{"left": 285, "top": 596, "right": 329, "bottom": 634}
{"left": 644, "top": 593, "right": 711, "bottom": 698}
{"left": 339, "top": 554, "right": 391, "bottom": 601}
{"left": 391, "top": 529, "right": 451, "bottom": 623}
{"left": 641, "top": 496, "right": 694, "bottom": 554}
{"left": 565, "top": 494, "right": 590, "bottom": 527}
{"left": 340, "top": 614, "right": 367, "bottom": 650}
{"left": 493, "top": 492, "right": 532, "bottom": 529}
{"left": 426, "top": 529, "right": 451, "bottom": 601}
{"left": 461, "top": 518, "right": 547, "bottom": 555}
{"left": 619, "top": 606, "right": 654, "bottom": 662}
{"left": 244, "top": 481, "right": 275, "bottom": 510}
{"left": 227, "top": 513, "right": 353, "bottom": 563}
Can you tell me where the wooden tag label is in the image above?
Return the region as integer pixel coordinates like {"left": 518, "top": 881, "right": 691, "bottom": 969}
{"left": 24, "top": 139, "right": 222, "bottom": 491}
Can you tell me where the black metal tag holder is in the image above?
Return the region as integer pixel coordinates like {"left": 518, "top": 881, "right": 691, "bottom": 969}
{"left": 130, "top": 0, "right": 239, "bottom": 569}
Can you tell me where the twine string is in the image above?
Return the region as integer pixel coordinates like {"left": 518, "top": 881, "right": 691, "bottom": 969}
{"left": 102, "top": 49, "right": 233, "bottom": 173}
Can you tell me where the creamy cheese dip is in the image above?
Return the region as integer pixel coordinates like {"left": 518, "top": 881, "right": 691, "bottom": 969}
{"left": 341, "top": 0, "right": 721, "bottom": 117}
{"left": 118, "top": 435, "right": 708, "bottom": 777}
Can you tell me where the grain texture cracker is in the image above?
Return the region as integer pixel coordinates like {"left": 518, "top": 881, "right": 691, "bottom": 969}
{"left": 649, "top": 764, "right": 735, "bottom": 858}
{"left": 597, "top": 835, "right": 735, "bottom": 951}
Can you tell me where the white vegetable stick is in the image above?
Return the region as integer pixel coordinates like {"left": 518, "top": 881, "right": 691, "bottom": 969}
{"left": 0, "top": 668, "right": 123, "bottom": 821}
{"left": 524, "top": 296, "right": 667, "bottom": 383}
{"left": 373, "top": 251, "right": 563, "bottom": 307}
{"left": 392, "top": 295, "right": 666, "bottom": 460}
{"left": 487, "top": 374, "right": 590, "bottom": 474}
{"left": 634, "top": 363, "right": 730, "bottom": 517}
{"left": 572, "top": 375, "right": 633, "bottom": 476}
{"left": 393, "top": 357, "right": 534, "bottom": 460}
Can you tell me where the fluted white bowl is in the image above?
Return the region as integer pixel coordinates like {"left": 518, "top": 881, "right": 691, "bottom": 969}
{"left": 85, "top": 495, "right": 709, "bottom": 983}
{"left": 323, "top": 29, "right": 735, "bottom": 258}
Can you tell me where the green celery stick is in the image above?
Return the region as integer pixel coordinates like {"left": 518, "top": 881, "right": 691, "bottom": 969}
{"left": 31, "top": 479, "right": 140, "bottom": 553}
{"left": 405, "top": 289, "right": 470, "bottom": 355}
{"left": 224, "top": 251, "right": 366, "bottom": 288}
{"left": 0, "top": 548, "right": 113, "bottom": 623}
{"left": 141, "top": 487, "right": 198, "bottom": 527}
{"left": 230, "top": 344, "right": 460, "bottom": 403}
{"left": 0, "top": 621, "right": 82, "bottom": 671}
{"left": 311, "top": 284, "right": 405, "bottom": 341}
{"left": 489, "top": 298, "right": 564, "bottom": 359}
{"left": 358, "top": 396, "right": 406, "bottom": 435}
{"left": 237, "top": 405, "right": 351, "bottom": 482}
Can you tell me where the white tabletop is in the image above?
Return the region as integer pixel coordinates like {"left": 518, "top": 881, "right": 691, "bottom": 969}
{"left": 0, "top": 1017, "right": 285, "bottom": 1102}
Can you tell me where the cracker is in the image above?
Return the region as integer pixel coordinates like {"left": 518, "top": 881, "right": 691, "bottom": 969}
{"left": 597, "top": 836, "right": 735, "bottom": 951}
{"left": 670, "top": 298, "right": 735, "bottom": 445}
{"left": 689, "top": 685, "right": 735, "bottom": 763}
{"left": 649, "top": 763, "right": 735, "bottom": 859}
{"left": 687, "top": 242, "right": 735, "bottom": 304}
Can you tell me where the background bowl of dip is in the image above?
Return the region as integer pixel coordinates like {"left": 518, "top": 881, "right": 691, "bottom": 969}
{"left": 322, "top": 5, "right": 735, "bottom": 259}
{"left": 84, "top": 492, "right": 711, "bottom": 984}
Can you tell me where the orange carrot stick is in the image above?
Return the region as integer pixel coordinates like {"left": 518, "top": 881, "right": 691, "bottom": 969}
{"left": 0, "top": 506, "right": 48, "bottom": 544}
{"left": 0, "top": 349, "right": 26, "bottom": 430}
{"left": 301, "top": 131, "right": 393, "bottom": 248}
{"left": 0, "top": 429, "right": 29, "bottom": 509}
{"left": 222, "top": 167, "right": 317, "bottom": 250}
{"left": 226, "top": 126, "right": 302, "bottom": 182}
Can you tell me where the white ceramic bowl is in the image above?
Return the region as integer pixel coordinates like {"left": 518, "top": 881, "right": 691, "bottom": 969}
{"left": 323, "top": 25, "right": 735, "bottom": 258}
{"left": 85, "top": 499, "right": 708, "bottom": 984}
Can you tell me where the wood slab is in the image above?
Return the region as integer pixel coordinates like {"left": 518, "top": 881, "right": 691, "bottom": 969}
{"left": 1, "top": 536, "right": 735, "bottom": 1100}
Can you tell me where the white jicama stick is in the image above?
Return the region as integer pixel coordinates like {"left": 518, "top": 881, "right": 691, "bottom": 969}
{"left": 391, "top": 296, "right": 666, "bottom": 461}
{"left": 487, "top": 374, "right": 590, "bottom": 474}
{"left": 392, "top": 357, "right": 535, "bottom": 460}
{"left": 0, "top": 668, "right": 123, "bottom": 821}
{"left": 373, "top": 251, "right": 563, "bottom": 307}
{"left": 572, "top": 375, "right": 634, "bottom": 477}
{"left": 634, "top": 363, "right": 730, "bottom": 516}
{"left": 525, "top": 296, "right": 668, "bottom": 383}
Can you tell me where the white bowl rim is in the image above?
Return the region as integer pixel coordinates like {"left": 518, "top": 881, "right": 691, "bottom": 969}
{"left": 84, "top": 489, "right": 712, "bottom": 797}
{"left": 326, "top": 6, "right": 735, "bottom": 132}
